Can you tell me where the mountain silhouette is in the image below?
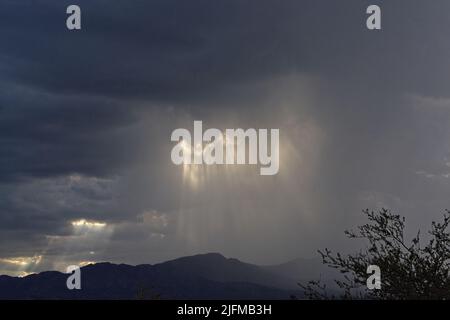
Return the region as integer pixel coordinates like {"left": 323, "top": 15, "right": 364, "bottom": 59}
{"left": 0, "top": 253, "right": 306, "bottom": 299}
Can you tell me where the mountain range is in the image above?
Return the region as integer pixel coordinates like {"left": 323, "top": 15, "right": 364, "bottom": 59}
{"left": 0, "top": 253, "right": 336, "bottom": 299}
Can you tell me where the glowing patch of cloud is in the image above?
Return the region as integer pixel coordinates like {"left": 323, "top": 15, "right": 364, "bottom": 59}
{"left": 0, "top": 255, "right": 42, "bottom": 267}
{"left": 72, "top": 219, "right": 107, "bottom": 230}
{"left": 78, "top": 261, "right": 95, "bottom": 267}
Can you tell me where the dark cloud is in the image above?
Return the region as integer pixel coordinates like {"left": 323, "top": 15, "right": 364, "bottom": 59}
{"left": 3, "top": 1, "right": 448, "bottom": 100}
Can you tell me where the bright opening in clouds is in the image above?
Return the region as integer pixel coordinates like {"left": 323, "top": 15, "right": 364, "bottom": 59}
{"left": 71, "top": 219, "right": 107, "bottom": 231}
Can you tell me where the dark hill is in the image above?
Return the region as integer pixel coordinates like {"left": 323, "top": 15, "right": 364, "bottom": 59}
{"left": 0, "top": 253, "right": 302, "bottom": 299}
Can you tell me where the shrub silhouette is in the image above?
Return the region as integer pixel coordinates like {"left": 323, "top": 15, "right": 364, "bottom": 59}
{"left": 300, "top": 208, "right": 450, "bottom": 299}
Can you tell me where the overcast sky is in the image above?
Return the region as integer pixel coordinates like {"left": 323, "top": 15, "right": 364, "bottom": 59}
{"left": 1, "top": 0, "right": 450, "bottom": 276}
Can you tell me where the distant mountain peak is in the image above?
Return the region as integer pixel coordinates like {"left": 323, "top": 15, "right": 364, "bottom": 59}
{"left": 167, "top": 252, "right": 227, "bottom": 262}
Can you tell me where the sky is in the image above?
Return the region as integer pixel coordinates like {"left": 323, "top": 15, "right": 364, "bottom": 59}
{"left": 1, "top": 0, "right": 450, "bottom": 276}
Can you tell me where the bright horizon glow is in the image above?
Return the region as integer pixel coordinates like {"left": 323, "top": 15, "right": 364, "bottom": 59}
{"left": 0, "top": 255, "right": 42, "bottom": 267}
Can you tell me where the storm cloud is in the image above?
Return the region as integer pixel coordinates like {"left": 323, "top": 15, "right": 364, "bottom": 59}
{"left": 1, "top": 0, "right": 450, "bottom": 276}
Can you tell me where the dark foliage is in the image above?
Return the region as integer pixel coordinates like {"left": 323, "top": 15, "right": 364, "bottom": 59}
{"left": 300, "top": 209, "right": 450, "bottom": 299}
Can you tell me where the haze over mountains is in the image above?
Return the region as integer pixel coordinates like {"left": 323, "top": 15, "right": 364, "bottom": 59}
{"left": 0, "top": 253, "right": 335, "bottom": 299}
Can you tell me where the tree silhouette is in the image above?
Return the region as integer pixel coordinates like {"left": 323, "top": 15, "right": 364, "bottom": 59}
{"left": 300, "top": 208, "right": 450, "bottom": 299}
